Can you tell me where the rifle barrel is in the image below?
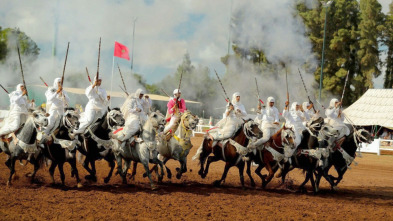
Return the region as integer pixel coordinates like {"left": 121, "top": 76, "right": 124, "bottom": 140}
{"left": 17, "top": 46, "right": 28, "bottom": 98}
{"left": 61, "top": 42, "right": 70, "bottom": 86}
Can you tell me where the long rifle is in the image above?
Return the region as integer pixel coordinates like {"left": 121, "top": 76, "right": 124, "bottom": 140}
{"left": 255, "top": 77, "right": 264, "bottom": 105}
{"left": 214, "top": 69, "right": 231, "bottom": 103}
{"left": 285, "top": 67, "right": 289, "bottom": 103}
{"left": 298, "top": 68, "right": 316, "bottom": 113}
{"left": 17, "top": 46, "right": 28, "bottom": 99}
{"left": 0, "top": 84, "right": 9, "bottom": 94}
{"left": 119, "top": 85, "right": 129, "bottom": 96}
{"left": 117, "top": 63, "right": 128, "bottom": 94}
{"left": 178, "top": 69, "right": 183, "bottom": 92}
{"left": 61, "top": 42, "right": 70, "bottom": 87}
{"left": 39, "top": 76, "right": 49, "bottom": 87}
{"left": 338, "top": 70, "right": 350, "bottom": 118}
{"left": 96, "top": 37, "right": 101, "bottom": 83}
{"left": 85, "top": 67, "right": 92, "bottom": 84}
{"left": 161, "top": 88, "right": 171, "bottom": 98}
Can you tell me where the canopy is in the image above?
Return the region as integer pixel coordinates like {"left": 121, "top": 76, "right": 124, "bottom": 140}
{"left": 343, "top": 89, "right": 393, "bottom": 128}
{"left": 31, "top": 85, "right": 201, "bottom": 104}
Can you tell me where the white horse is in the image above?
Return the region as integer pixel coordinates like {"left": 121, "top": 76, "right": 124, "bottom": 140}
{"left": 154, "top": 111, "right": 198, "bottom": 179}
{"left": 0, "top": 109, "right": 48, "bottom": 185}
{"left": 112, "top": 111, "right": 166, "bottom": 189}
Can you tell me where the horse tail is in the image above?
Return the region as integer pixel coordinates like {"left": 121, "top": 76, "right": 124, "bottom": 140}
{"left": 192, "top": 139, "right": 205, "bottom": 163}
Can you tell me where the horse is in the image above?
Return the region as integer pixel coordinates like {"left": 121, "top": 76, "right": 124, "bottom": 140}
{"left": 246, "top": 126, "right": 295, "bottom": 189}
{"left": 76, "top": 108, "right": 125, "bottom": 183}
{"left": 278, "top": 123, "right": 338, "bottom": 193}
{"left": 315, "top": 127, "right": 372, "bottom": 191}
{"left": 193, "top": 120, "right": 262, "bottom": 188}
{"left": 111, "top": 111, "right": 166, "bottom": 190}
{"left": 0, "top": 109, "right": 48, "bottom": 185}
{"left": 41, "top": 108, "right": 82, "bottom": 187}
{"left": 154, "top": 111, "right": 198, "bottom": 179}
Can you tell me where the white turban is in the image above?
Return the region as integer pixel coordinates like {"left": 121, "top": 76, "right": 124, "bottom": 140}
{"left": 134, "top": 88, "right": 144, "bottom": 98}
{"left": 267, "top": 96, "right": 275, "bottom": 103}
{"left": 291, "top": 102, "right": 298, "bottom": 112}
{"left": 329, "top": 98, "right": 339, "bottom": 108}
{"left": 16, "top": 84, "right": 24, "bottom": 92}
{"left": 53, "top": 78, "right": 62, "bottom": 89}
{"left": 232, "top": 92, "right": 240, "bottom": 104}
{"left": 302, "top": 102, "right": 309, "bottom": 111}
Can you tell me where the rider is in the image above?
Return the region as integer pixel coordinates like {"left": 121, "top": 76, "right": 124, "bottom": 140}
{"left": 208, "top": 92, "right": 247, "bottom": 143}
{"left": 118, "top": 89, "right": 151, "bottom": 142}
{"left": 0, "top": 84, "right": 30, "bottom": 141}
{"left": 325, "top": 98, "right": 350, "bottom": 139}
{"left": 44, "top": 78, "right": 70, "bottom": 135}
{"left": 73, "top": 76, "right": 110, "bottom": 134}
{"left": 249, "top": 96, "right": 280, "bottom": 147}
{"left": 283, "top": 101, "right": 305, "bottom": 147}
{"left": 163, "top": 89, "right": 186, "bottom": 134}
{"left": 301, "top": 101, "right": 316, "bottom": 121}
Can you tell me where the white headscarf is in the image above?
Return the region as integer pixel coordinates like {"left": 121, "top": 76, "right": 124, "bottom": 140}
{"left": 302, "top": 102, "right": 309, "bottom": 111}
{"left": 267, "top": 96, "right": 275, "bottom": 104}
{"left": 290, "top": 102, "right": 298, "bottom": 112}
{"left": 329, "top": 98, "right": 339, "bottom": 109}
{"left": 134, "top": 88, "right": 144, "bottom": 99}
{"left": 53, "top": 78, "right": 61, "bottom": 89}
{"left": 232, "top": 92, "right": 241, "bottom": 105}
{"left": 173, "top": 89, "right": 181, "bottom": 99}
{"left": 16, "top": 84, "right": 24, "bottom": 92}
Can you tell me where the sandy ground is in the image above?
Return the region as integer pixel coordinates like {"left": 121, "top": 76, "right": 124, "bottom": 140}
{"left": 0, "top": 137, "right": 393, "bottom": 220}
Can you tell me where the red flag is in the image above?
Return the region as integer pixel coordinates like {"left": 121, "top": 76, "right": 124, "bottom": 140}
{"left": 114, "top": 41, "right": 130, "bottom": 60}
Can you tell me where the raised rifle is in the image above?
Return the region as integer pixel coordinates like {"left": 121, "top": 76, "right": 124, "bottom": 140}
{"left": 85, "top": 67, "right": 92, "bottom": 84}
{"left": 214, "top": 69, "right": 231, "bottom": 104}
{"left": 117, "top": 63, "right": 128, "bottom": 95}
{"left": 0, "top": 84, "right": 9, "bottom": 94}
{"left": 255, "top": 77, "right": 264, "bottom": 105}
{"left": 298, "top": 68, "right": 316, "bottom": 113}
{"left": 39, "top": 76, "right": 49, "bottom": 87}
{"left": 338, "top": 70, "right": 350, "bottom": 118}
{"left": 17, "top": 45, "right": 28, "bottom": 99}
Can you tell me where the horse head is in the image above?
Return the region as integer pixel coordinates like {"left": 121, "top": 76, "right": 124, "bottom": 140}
{"left": 354, "top": 128, "right": 372, "bottom": 144}
{"left": 148, "top": 111, "right": 166, "bottom": 132}
{"left": 281, "top": 126, "right": 296, "bottom": 149}
{"left": 244, "top": 120, "right": 263, "bottom": 140}
{"left": 107, "top": 108, "right": 125, "bottom": 129}
{"left": 63, "top": 108, "right": 80, "bottom": 131}
{"left": 181, "top": 111, "right": 199, "bottom": 131}
{"left": 29, "top": 109, "right": 48, "bottom": 132}
{"left": 306, "top": 116, "right": 324, "bottom": 134}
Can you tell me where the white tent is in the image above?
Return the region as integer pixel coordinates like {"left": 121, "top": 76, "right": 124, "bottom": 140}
{"left": 343, "top": 89, "right": 393, "bottom": 128}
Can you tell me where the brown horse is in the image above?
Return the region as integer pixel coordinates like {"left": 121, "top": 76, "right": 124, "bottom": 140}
{"left": 194, "top": 120, "right": 262, "bottom": 188}
{"left": 247, "top": 126, "right": 295, "bottom": 189}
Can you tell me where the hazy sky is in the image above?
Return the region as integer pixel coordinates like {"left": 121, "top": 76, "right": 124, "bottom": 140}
{"left": 0, "top": 0, "right": 391, "bottom": 87}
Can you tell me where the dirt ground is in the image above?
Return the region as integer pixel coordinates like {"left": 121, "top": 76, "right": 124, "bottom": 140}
{"left": 0, "top": 137, "right": 393, "bottom": 220}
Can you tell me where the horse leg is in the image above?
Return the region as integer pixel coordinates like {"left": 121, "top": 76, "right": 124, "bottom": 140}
{"left": 30, "top": 159, "right": 41, "bottom": 184}
{"left": 202, "top": 155, "right": 220, "bottom": 179}
{"left": 213, "top": 162, "right": 231, "bottom": 187}
{"left": 82, "top": 157, "right": 94, "bottom": 180}
{"left": 197, "top": 140, "right": 209, "bottom": 177}
{"left": 162, "top": 158, "right": 172, "bottom": 179}
{"left": 58, "top": 162, "right": 66, "bottom": 186}
{"left": 142, "top": 160, "right": 157, "bottom": 190}
{"left": 120, "top": 160, "right": 131, "bottom": 184}
{"left": 309, "top": 170, "right": 318, "bottom": 194}
{"left": 7, "top": 156, "right": 17, "bottom": 186}
{"left": 129, "top": 161, "right": 138, "bottom": 180}
{"left": 69, "top": 159, "right": 83, "bottom": 188}
{"left": 151, "top": 158, "right": 164, "bottom": 183}
{"left": 49, "top": 161, "right": 57, "bottom": 185}
{"left": 88, "top": 159, "right": 97, "bottom": 182}
{"left": 298, "top": 171, "right": 311, "bottom": 193}
{"left": 255, "top": 164, "right": 266, "bottom": 186}
{"left": 176, "top": 158, "right": 186, "bottom": 179}
{"left": 333, "top": 166, "right": 347, "bottom": 188}
{"left": 246, "top": 160, "right": 256, "bottom": 187}
{"left": 104, "top": 158, "right": 115, "bottom": 184}
{"left": 262, "top": 161, "right": 275, "bottom": 189}
{"left": 237, "top": 162, "right": 246, "bottom": 189}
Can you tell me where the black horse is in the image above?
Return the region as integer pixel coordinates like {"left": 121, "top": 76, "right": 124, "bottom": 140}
{"left": 315, "top": 127, "right": 372, "bottom": 191}
{"left": 42, "top": 108, "right": 82, "bottom": 187}
{"left": 76, "top": 108, "right": 125, "bottom": 183}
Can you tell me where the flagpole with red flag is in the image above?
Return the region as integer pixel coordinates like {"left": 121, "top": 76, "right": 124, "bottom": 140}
{"left": 110, "top": 41, "right": 131, "bottom": 107}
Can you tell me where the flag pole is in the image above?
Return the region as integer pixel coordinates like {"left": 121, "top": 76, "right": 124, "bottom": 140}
{"left": 110, "top": 55, "right": 115, "bottom": 108}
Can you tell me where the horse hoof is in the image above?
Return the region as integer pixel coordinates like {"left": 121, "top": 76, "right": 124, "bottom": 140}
{"left": 143, "top": 173, "right": 147, "bottom": 178}
{"left": 213, "top": 180, "right": 221, "bottom": 187}
{"left": 176, "top": 174, "right": 181, "bottom": 180}
{"left": 25, "top": 172, "right": 33, "bottom": 177}
{"left": 251, "top": 182, "right": 256, "bottom": 188}
{"left": 158, "top": 176, "right": 164, "bottom": 183}
{"left": 176, "top": 168, "right": 180, "bottom": 172}
{"left": 151, "top": 185, "right": 158, "bottom": 191}
{"left": 6, "top": 181, "right": 11, "bottom": 187}
{"left": 77, "top": 183, "right": 83, "bottom": 188}
{"left": 332, "top": 185, "right": 339, "bottom": 191}
{"left": 167, "top": 173, "right": 172, "bottom": 179}
{"left": 13, "top": 175, "right": 19, "bottom": 181}
{"left": 104, "top": 177, "right": 110, "bottom": 184}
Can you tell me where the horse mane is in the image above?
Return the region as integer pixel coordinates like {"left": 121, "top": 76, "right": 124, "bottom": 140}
{"left": 233, "top": 123, "right": 244, "bottom": 137}
{"left": 16, "top": 117, "right": 36, "bottom": 144}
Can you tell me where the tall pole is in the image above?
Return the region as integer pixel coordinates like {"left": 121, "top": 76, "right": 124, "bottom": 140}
{"left": 131, "top": 17, "right": 137, "bottom": 72}
{"left": 319, "top": 1, "right": 332, "bottom": 101}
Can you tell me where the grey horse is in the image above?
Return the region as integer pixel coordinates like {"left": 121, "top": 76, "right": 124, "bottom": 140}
{"left": 0, "top": 109, "right": 48, "bottom": 185}
{"left": 112, "top": 111, "right": 166, "bottom": 190}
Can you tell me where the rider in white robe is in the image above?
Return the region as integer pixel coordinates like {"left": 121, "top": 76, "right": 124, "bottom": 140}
{"left": 249, "top": 97, "right": 280, "bottom": 147}
{"left": 283, "top": 102, "right": 305, "bottom": 147}
{"left": 118, "top": 89, "right": 151, "bottom": 141}
{"left": 73, "top": 76, "right": 109, "bottom": 134}
{"left": 208, "top": 92, "right": 247, "bottom": 141}
{"left": 44, "top": 78, "right": 70, "bottom": 135}
{"left": 325, "top": 98, "right": 350, "bottom": 139}
{"left": 0, "top": 84, "right": 31, "bottom": 137}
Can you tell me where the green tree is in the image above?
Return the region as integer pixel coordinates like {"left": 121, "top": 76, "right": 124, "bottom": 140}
{"left": 357, "top": 0, "right": 384, "bottom": 93}
{"left": 0, "top": 27, "right": 40, "bottom": 62}
{"left": 384, "top": 2, "right": 393, "bottom": 88}
{"left": 0, "top": 27, "right": 7, "bottom": 62}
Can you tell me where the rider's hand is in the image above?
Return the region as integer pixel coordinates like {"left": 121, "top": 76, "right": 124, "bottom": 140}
{"left": 274, "top": 122, "right": 279, "bottom": 125}
{"left": 228, "top": 104, "right": 234, "bottom": 111}
{"left": 285, "top": 101, "right": 289, "bottom": 107}
{"left": 107, "top": 95, "right": 111, "bottom": 100}
{"left": 22, "top": 89, "right": 27, "bottom": 96}
{"left": 57, "top": 86, "right": 63, "bottom": 93}
{"left": 144, "top": 95, "right": 149, "bottom": 99}
{"left": 257, "top": 104, "right": 262, "bottom": 110}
